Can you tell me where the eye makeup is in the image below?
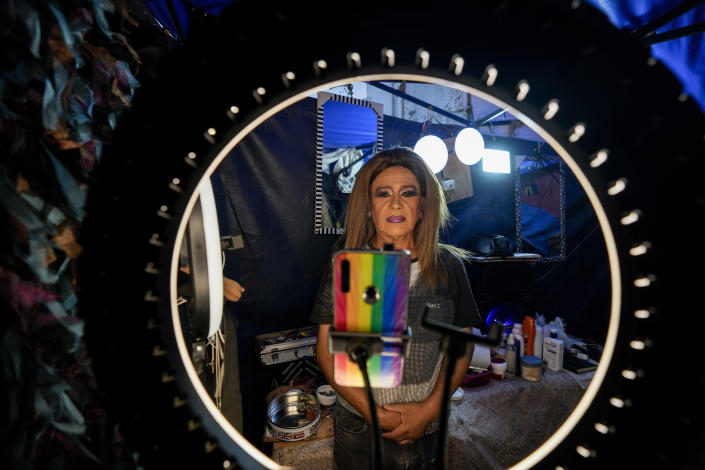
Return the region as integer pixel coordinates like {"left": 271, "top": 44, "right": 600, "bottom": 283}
{"left": 373, "top": 185, "right": 419, "bottom": 198}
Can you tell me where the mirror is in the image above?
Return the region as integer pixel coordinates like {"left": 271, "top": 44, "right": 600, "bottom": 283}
{"left": 171, "top": 77, "right": 611, "bottom": 469}
{"left": 515, "top": 154, "right": 567, "bottom": 262}
{"left": 316, "top": 90, "right": 384, "bottom": 234}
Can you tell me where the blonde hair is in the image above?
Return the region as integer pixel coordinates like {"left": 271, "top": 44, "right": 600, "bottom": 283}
{"left": 342, "top": 147, "right": 467, "bottom": 288}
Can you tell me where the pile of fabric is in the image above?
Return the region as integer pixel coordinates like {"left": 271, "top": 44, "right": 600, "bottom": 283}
{"left": 0, "top": 1, "right": 167, "bottom": 468}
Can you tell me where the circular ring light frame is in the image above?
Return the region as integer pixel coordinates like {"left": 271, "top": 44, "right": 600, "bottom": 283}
{"left": 78, "top": 1, "right": 705, "bottom": 470}
{"left": 171, "top": 72, "right": 622, "bottom": 470}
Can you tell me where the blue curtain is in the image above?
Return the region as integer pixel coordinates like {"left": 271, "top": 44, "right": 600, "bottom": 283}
{"left": 585, "top": 0, "right": 705, "bottom": 112}
{"left": 146, "top": 0, "right": 239, "bottom": 41}
{"left": 322, "top": 100, "right": 379, "bottom": 150}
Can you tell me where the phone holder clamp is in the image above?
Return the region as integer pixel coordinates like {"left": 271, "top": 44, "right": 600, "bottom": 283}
{"left": 327, "top": 327, "right": 413, "bottom": 360}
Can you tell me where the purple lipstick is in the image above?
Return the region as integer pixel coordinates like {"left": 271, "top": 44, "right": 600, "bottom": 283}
{"left": 386, "top": 215, "right": 406, "bottom": 223}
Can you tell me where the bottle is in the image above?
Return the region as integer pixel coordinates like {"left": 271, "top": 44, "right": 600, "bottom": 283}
{"left": 533, "top": 325, "right": 543, "bottom": 360}
{"left": 543, "top": 329, "right": 564, "bottom": 371}
{"left": 522, "top": 316, "right": 536, "bottom": 356}
{"left": 514, "top": 334, "right": 522, "bottom": 376}
{"left": 512, "top": 326, "right": 524, "bottom": 357}
{"left": 505, "top": 334, "right": 516, "bottom": 377}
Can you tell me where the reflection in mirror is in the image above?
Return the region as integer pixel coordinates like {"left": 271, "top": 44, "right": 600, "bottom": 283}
{"left": 172, "top": 79, "right": 611, "bottom": 469}
{"left": 316, "top": 91, "right": 383, "bottom": 234}
{"left": 515, "top": 153, "right": 567, "bottom": 262}
{"left": 175, "top": 178, "right": 244, "bottom": 432}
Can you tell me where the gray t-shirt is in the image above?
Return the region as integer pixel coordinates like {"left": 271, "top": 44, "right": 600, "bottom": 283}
{"left": 310, "top": 246, "right": 482, "bottom": 431}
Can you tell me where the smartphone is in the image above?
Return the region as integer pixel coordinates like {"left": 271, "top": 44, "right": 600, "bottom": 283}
{"left": 332, "top": 249, "right": 410, "bottom": 388}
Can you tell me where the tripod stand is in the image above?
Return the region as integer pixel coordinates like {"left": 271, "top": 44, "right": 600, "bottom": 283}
{"left": 328, "top": 328, "right": 412, "bottom": 470}
{"left": 421, "top": 303, "right": 502, "bottom": 470}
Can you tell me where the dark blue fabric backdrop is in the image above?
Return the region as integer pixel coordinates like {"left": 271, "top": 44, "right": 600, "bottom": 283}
{"left": 585, "top": 0, "right": 705, "bottom": 113}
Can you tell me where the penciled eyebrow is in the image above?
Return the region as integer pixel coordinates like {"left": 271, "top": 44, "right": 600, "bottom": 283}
{"left": 374, "top": 184, "right": 419, "bottom": 192}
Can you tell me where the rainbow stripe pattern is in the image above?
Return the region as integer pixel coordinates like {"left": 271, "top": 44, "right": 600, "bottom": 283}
{"left": 333, "top": 250, "right": 410, "bottom": 388}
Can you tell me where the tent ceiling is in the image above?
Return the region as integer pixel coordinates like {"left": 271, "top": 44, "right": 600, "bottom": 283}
{"left": 146, "top": 0, "right": 705, "bottom": 114}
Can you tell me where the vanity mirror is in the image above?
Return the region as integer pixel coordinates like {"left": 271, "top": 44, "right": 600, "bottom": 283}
{"left": 316, "top": 91, "right": 384, "bottom": 234}
{"left": 76, "top": 1, "right": 705, "bottom": 470}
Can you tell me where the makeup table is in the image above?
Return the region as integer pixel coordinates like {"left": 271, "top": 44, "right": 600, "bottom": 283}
{"left": 269, "top": 368, "right": 595, "bottom": 469}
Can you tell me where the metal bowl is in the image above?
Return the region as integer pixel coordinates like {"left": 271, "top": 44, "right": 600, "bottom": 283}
{"left": 266, "top": 389, "right": 321, "bottom": 441}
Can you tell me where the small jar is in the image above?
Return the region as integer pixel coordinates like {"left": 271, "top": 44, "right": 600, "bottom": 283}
{"left": 490, "top": 357, "right": 507, "bottom": 380}
{"left": 520, "top": 355, "right": 543, "bottom": 382}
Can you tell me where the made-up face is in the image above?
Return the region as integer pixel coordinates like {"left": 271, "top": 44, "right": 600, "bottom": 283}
{"left": 369, "top": 165, "right": 424, "bottom": 251}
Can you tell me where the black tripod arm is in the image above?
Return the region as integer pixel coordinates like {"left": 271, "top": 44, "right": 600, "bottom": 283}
{"left": 421, "top": 303, "right": 502, "bottom": 349}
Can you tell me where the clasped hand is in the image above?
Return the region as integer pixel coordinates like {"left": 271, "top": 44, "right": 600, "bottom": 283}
{"left": 378, "top": 402, "right": 434, "bottom": 446}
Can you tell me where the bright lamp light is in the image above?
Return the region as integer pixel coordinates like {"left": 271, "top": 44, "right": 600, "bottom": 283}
{"left": 482, "top": 148, "right": 511, "bottom": 174}
{"left": 454, "top": 127, "right": 484, "bottom": 165}
{"left": 414, "top": 135, "right": 448, "bottom": 173}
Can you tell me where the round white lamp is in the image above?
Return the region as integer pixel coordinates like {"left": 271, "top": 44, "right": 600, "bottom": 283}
{"left": 454, "top": 127, "right": 485, "bottom": 165}
{"left": 414, "top": 135, "right": 448, "bottom": 173}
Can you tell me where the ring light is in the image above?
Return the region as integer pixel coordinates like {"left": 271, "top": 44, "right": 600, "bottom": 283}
{"left": 77, "top": 1, "right": 705, "bottom": 469}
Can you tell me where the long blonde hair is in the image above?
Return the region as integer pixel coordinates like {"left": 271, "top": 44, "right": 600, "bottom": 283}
{"left": 342, "top": 147, "right": 466, "bottom": 288}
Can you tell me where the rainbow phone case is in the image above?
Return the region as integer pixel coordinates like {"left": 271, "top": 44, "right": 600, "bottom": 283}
{"left": 332, "top": 249, "right": 410, "bottom": 388}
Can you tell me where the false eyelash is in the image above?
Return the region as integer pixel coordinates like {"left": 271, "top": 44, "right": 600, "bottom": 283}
{"left": 374, "top": 189, "right": 418, "bottom": 198}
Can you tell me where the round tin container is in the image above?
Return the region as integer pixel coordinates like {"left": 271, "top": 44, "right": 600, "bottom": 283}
{"left": 266, "top": 389, "right": 321, "bottom": 441}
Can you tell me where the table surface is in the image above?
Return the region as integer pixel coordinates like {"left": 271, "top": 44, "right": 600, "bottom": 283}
{"left": 269, "top": 368, "right": 594, "bottom": 469}
{"left": 447, "top": 368, "right": 594, "bottom": 469}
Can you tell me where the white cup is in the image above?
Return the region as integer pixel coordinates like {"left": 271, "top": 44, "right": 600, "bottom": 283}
{"left": 316, "top": 384, "right": 337, "bottom": 406}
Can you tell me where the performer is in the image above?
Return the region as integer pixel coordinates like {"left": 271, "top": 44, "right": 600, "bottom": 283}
{"left": 311, "top": 147, "right": 482, "bottom": 470}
